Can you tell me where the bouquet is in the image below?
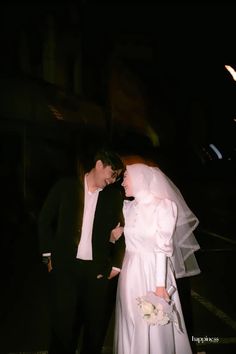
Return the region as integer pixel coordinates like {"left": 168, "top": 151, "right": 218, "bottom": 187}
{"left": 136, "top": 291, "right": 182, "bottom": 331}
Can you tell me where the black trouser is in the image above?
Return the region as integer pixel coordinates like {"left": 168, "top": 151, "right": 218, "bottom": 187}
{"left": 48, "top": 260, "right": 118, "bottom": 354}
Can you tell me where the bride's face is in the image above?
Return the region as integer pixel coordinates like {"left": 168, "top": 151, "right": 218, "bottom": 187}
{"left": 122, "top": 170, "right": 133, "bottom": 197}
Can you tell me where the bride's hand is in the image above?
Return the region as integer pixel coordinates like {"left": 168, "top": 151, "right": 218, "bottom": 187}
{"left": 155, "top": 286, "right": 170, "bottom": 302}
{"left": 109, "top": 222, "right": 124, "bottom": 243}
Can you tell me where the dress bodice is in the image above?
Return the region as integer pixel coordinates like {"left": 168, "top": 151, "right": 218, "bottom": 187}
{"left": 123, "top": 198, "right": 177, "bottom": 256}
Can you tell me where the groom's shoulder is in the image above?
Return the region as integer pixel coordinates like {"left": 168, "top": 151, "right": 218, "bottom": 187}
{"left": 101, "top": 183, "right": 123, "bottom": 199}
{"left": 51, "top": 176, "right": 79, "bottom": 192}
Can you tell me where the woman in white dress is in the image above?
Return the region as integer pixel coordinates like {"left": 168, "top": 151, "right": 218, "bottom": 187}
{"left": 113, "top": 163, "right": 201, "bottom": 354}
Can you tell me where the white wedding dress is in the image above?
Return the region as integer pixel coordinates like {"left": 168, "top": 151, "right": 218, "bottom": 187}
{"left": 114, "top": 197, "right": 193, "bottom": 354}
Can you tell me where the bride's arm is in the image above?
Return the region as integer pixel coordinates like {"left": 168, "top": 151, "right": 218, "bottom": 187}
{"left": 154, "top": 199, "right": 178, "bottom": 299}
{"left": 155, "top": 252, "right": 170, "bottom": 301}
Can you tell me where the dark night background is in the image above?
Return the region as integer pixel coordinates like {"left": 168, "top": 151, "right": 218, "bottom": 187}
{"left": 0, "top": 2, "right": 236, "bottom": 354}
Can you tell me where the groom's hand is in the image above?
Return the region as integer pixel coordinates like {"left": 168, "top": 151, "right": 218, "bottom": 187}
{"left": 108, "top": 268, "right": 120, "bottom": 279}
{"left": 48, "top": 259, "right": 53, "bottom": 272}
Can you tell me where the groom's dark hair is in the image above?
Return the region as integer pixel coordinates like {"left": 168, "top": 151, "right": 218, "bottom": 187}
{"left": 94, "top": 148, "right": 124, "bottom": 171}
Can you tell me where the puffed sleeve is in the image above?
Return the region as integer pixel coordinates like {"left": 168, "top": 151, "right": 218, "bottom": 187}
{"left": 155, "top": 198, "right": 177, "bottom": 287}
{"left": 156, "top": 198, "right": 177, "bottom": 256}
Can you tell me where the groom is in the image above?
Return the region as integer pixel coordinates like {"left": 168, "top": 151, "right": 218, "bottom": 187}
{"left": 38, "top": 148, "right": 125, "bottom": 354}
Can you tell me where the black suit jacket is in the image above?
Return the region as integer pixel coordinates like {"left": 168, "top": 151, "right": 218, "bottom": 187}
{"left": 38, "top": 177, "right": 125, "bottom": 274}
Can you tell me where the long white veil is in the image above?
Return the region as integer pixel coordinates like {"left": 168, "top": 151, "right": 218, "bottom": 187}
{"left": 126, "top": 163, "right": 201, "bottom": 278}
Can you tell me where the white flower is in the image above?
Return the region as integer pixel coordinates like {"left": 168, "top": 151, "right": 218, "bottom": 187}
{"left": 136, "top": 296, "right": 171, "bottom": 326}
{"left": 140, "top": 299, "right": 155, "bottom": 315}
{"left": 145, "top": 311, "right": 158, "bottom": 325}
{"left": 155, "top": 304, "right": 170, "bottom": 325}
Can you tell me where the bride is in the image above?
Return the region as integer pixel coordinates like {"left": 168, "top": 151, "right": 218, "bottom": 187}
{"left": 113, "top": 163, "right": 200, "bottom": 354}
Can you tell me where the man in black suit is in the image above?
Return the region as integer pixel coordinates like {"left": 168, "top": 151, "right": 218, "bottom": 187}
{"left": 38, "top": 148, "right": 125, "bottom": 354}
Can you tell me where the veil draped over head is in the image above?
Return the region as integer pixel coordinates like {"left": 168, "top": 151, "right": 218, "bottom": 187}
{"left": 126, "top": 164, "right": 201, "bottom": 278}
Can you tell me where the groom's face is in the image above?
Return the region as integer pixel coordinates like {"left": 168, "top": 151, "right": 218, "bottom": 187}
{"left": 95, "top": 160, "right": 121, "bottom": 189}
